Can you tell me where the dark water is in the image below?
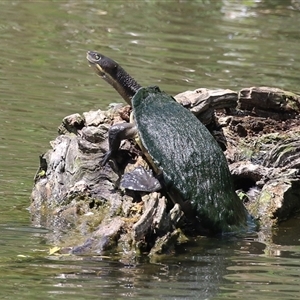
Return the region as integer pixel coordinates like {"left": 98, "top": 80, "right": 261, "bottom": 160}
{"left": 1, "top": 0, "right": 300, "bottom": 299}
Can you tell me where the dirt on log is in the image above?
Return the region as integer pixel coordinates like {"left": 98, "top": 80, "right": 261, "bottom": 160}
{"left": 30, "top": 86, "right": 300, "bottom": 260}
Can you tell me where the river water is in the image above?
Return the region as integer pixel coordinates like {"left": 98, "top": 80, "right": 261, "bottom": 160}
{"left": 1, "top": 0, "right": 300, "bottom": 299}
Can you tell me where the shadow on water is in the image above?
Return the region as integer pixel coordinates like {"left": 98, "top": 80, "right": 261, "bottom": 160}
{"left": 1, "top": 0, "right": 300, "bottom": 299}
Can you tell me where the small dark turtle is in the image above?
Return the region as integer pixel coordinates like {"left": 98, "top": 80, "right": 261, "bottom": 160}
{"left": 87, "top": 51, "right": 249, "bottom": 233}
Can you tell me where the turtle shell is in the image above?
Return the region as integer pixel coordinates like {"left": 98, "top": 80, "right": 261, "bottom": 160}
{"left": 132, "top": 86, "right": 248, "bottom": 232}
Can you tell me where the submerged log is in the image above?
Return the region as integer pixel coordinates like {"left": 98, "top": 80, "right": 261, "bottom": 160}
{"left": 30, "top": 86, "right": 300, "bottom": 259}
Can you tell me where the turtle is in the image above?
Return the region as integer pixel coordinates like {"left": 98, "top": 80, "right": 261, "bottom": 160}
{"left": 86, "top": 50, "right": 250, "bottom": 233}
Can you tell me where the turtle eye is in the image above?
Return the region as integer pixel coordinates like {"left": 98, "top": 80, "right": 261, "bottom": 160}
{"left": 95, "top": 54, "right": 101, "bottom": 61}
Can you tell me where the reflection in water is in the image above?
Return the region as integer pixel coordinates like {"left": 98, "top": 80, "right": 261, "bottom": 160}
{"left": 2, "top": 231, "right": 300, "bottom": 299}
{"left": 47, "top": 256, "right": 223, "bottom": 299}
{"left": 1, "top": 0, "right": 300, "bottom": 299}
{"left": 1, "top": 237, "right": 244, "bottom": 299}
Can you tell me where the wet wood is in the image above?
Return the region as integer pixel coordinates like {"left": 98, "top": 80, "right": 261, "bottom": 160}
{"left": 30, "top": 86, "right": 300, "bottom": 259}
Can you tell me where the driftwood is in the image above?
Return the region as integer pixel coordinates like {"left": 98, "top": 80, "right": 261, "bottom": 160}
{"left": 30, "top": 86, "right": 300, "bottom": 260}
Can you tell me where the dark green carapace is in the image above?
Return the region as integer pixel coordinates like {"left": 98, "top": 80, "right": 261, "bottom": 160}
{"left": 133, "top": 86, "right": 248, "bottom": 233}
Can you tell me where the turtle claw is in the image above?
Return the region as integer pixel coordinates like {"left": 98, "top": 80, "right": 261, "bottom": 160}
{"left": 120, "top": 166, "right": 161, "bottom": 192}
{"left": 101, "top": 150, "right": 113, "bottom": 166}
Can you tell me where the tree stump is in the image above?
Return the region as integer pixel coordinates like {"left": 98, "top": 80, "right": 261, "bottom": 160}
{"left": 31, "top": 86, "right": 300, "bottom": 259}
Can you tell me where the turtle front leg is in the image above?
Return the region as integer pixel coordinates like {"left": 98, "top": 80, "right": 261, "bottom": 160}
{"left": 102, "top": 122, "right": 137, "bottom": 166}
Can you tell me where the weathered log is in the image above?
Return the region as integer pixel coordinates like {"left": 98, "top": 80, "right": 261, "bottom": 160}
{"left": 175, "top": 88, "right": 238, "bottom": 125}
{"left": 238, "top": 87, "right": 300, "bottom": 120}
{"left": 31, "top": 86, "right": 300, "bottom": 259}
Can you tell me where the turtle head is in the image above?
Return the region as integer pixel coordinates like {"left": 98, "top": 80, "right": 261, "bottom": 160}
{"left": 86, "top": 51, "right": 118, "bottom": 78}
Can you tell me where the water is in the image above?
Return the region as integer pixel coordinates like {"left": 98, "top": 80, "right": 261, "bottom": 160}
{"left": 0, "top": 0, "right": 300, "bottom": 298}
